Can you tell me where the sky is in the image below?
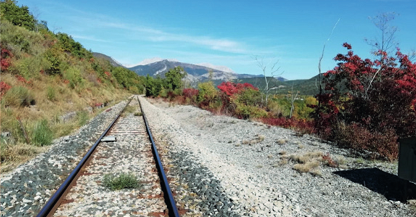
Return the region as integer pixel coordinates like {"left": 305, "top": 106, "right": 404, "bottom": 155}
{"left": 17, "top": 0, "right": 416, "bottom": 80}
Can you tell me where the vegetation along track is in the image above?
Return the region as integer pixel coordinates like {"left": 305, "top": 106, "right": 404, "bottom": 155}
{"left": 37, "top": 96, "right": 180, "bottom": 216}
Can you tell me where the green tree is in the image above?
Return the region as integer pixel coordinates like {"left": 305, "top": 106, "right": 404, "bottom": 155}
{"left": 145, "top": 75, "right": 163, "bottom": 97}
{"left": 0, "top": 0, "right": 36, "bottom": 30}
{"left": 56, "top": 33, "right": 88, "bottom": 58}
{"left": 165, "top": 66, "right": 186, "bottom": 91}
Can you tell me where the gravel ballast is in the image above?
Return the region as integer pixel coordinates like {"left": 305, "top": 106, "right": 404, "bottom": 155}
{"left": 140, "top": 96, "right": 416, "bottom": 217}
{"left": 0, "top": 100, "right": 128, "bottom": 216}
{"left": 2, "top": 95, "right": 415, "bottom": 216}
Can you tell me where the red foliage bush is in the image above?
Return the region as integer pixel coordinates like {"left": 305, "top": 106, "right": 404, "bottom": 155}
{"left": 259, "top": 117, "right": 314, "bottom": 134}
{"left": 1, "top": 48, "right": 13, "bottom": 72}
{"left": 335, "top": 123, "right": 398, "bottom": 161}
{"left": 183, "top": 88, "right": 199, "bottom": 99}
{"left": 313, "top": 43, "right": 416, "bottom": 160}
{"left": 0, "top": 81, "right": 12, "bottom": 99}
{"left": 217, "top": 82, "right": 258, "bottom": 96}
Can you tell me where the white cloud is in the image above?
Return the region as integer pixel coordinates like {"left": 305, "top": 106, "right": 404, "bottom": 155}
{"left": 54, "top": 5, "right": 248, "bottom": 54}
{"left": 71, "top": 34, "right": 110, "bottom": 43}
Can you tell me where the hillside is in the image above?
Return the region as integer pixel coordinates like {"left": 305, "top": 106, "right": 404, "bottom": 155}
{"left": 0, "top": 1, "right": 143, "bottom": 171}
{"left": 235, "top": 75, "right": 320, "bottom": 96}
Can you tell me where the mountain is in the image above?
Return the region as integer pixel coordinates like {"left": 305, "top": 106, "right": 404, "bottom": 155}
{"left": 196, "top": 63, "right": 234, "bottom": 73}
{"left": 128, "top": 59, "right": 267, "bottom": 84}
{"left": 92, "top": 52, "right": 124, "bottom": 68}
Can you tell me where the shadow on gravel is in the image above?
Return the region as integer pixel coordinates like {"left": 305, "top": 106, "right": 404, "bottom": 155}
{"left": 334, "top": 168, "right": 416, "bottom": 202}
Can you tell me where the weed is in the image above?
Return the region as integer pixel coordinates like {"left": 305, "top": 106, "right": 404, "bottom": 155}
{"left": 76, "top": 110, "right": 89, "bottom": 126}
{"left": 31, "top": 119, "right": 53, "bottom": 146}
{"left": 279, "top": 158, "right": 288, "bottom": 166}
{"left": 322, "top": 153, "right": 338, "bottom": 167}
{"left": 257, "top": 134, "right": 265, "bottom": 142}
{"left": 335, "top": 155, "right": 347, "bottom": 165}
{"left": 124, "top": 105, "right": 136, "bottom": 114}
{"left": 293, "top": 160, "right": 320, "bottom": 173}
{"left": 103, "top": 173, "right": 141, "bottom": 191}
{"left": 290, "top": 151, "right": 324, "bottom": 175}
{"left": 134, "top": 112, "right": 142, "bottom": 116}
{"left": 310, "top": 168, "right": 322, "bottom": 177}
{"left": 277, "top": 139, "right": 287, "bottom": 145}
{"left": 242, "top": 140, "right": 250, "bottom": 145}
{"left": 46, "top": 86, "right": 56, "bottom": 101}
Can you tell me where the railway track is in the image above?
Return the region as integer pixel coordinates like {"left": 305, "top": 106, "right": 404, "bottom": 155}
{"left": 36, "top": 96, "right": 180, "bottom": 217}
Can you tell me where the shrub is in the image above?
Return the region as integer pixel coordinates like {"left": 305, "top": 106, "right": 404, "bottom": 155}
{"left": 0, "top": 81, "right": 12, "bottom": 99}
{"left": 235, "top": 104, "right": 267, "bottom": 119}
{"left": 46, "top": 86, "right": 56, "bottom": 101}
{"left": 1, "top": 85, "right": 34, "bottom": 107}
{"left": 197, "top": 81, "right": 217, "bottom": 103}
{"left": 217, "top": 81, "right": 258, "bottom": 96}
{"left": 64, "top": 67, "right": 84, "bottom": 89}
{"left": 312, "top": 44, "right": 416, "bottom": 160}
{"left": 182, "top": 88, "right": 199, "bottom": 104}
{"left": 31, "top": 119, "right": 53, "bottom": 146}
{"left": 103, "top": 173, "right": 141, "bottom": 191}
{"left": 334, "top": 122, "right": 398, "bottom": 161}
{"left": 43, "top": 48, "right": 62, "bottom": 75}
{"left": 234, "top": 88, "right": 262, "bottom": 107}
{"left": 1, "top": 47, "right": 13, "bottom": 72}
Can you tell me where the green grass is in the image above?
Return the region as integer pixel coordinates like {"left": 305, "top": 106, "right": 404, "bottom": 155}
{"left": 46, "top": 86, "right": 56, "bottom": 101}
{"left": 124, "top": 105, "right": 136, "bottom": 114}
{"left": 76, "top": 111, "right": 89, "bottom": 126}
{"left": 103, "top": 173, "right": 141, "bottom": 191}
{"left": 31, "top": 119, "right": 53, "bottom": 146}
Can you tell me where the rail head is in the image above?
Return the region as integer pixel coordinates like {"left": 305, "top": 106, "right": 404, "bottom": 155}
{"left": 36, "top": 98, "right": 133, "bottom": 217}
{"left": 137, "top": 96, "right": 180, "bottom": 217}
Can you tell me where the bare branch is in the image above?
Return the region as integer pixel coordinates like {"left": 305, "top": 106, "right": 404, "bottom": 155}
{"left": 317, "top": 18, "right": 340, "bottom": 93}
{"left": 366, "top": 12, "right": 399, "bottom": 56}
{"left": 253, "top": 55, "right": 283, "bottom": 106}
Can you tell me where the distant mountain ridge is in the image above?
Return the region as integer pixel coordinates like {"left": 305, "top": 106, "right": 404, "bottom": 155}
{"left": 92, "top": 52, "right": 124, "bottom": 68}
{"left": 127, "top": 59, "right": 274, "bottom": 84}
{"left": 94, "top": 53, "right": 313, "bottom": 93}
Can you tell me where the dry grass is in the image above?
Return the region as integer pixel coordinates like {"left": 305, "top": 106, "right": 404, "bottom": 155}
{"left": 290, "top": 151, "right": 324, "bottom": 175}
{"left": 279, "top": 158, "right": 289, "bottom": 166}
{"left": 293, "top": 160, "right": 320, "bottom": 173}
{"left": 241, "top": 134, "right": 265, "bottom": 145}
{"left": 257, "top": 134, "right": 265, "bottom": 142}
{"left": 0, "top": 73, "right": 131, "bottom": 172}
{"left": 0, "top": 142, "right": 48, "bottom": 173}
{"left": 290, "top": 151, "right": 323, "bottom": 163}
{"left": 277, "top": 139, "right": 287, "bottom": 145}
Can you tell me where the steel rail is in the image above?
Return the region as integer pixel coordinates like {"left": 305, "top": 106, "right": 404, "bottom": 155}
{"left": 37, "top": 97, "right": 133, "bottom": 217}
{"left": 138, "top": 97, "right": 180, "bottom": 217}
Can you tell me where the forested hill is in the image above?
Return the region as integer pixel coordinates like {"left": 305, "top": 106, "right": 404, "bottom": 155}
{"left": 236, "top": 75, "right": 320, "bottom": 96}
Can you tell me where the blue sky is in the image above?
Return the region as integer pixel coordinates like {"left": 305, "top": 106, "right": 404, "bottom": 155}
{"left": 18, "top": 0, "right": 416, "bottom": 80}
